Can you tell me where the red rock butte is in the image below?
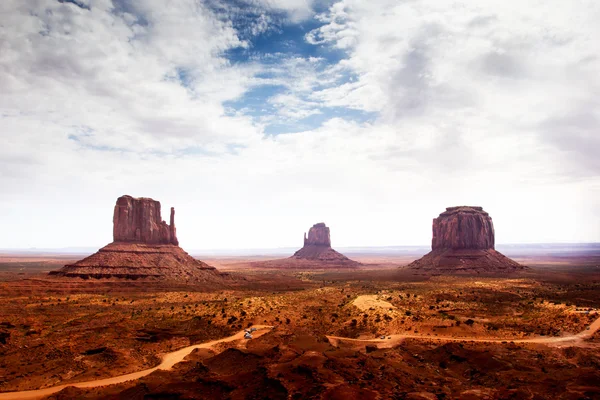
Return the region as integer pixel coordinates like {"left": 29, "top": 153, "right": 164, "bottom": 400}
{"left": 290, "top": 223, "right": 359, "bottom": 266}
{"left": 50, "top": 195, "right": 227, "bottom": 283}
{"left": 407, "top": 206, "right": 526, "bottom": 274}
{"left": 113, "top": 195, "right": 179, "bottom": 245}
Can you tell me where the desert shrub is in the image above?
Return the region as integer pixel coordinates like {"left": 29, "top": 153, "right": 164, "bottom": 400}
{"left": 485, "top": 323, "right": 500, "bottom": 331}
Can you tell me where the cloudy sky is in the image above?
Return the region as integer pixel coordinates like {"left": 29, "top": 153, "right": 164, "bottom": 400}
{"left": 1, "top": 0, "right": 599, "bottom": 250}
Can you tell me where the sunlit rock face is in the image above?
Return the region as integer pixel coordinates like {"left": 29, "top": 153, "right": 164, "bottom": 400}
{"left": 303, "top": 222, "right": 331, "bottom": 247}
{"left": 407, "top": 206, "right": 526, "bottom": 274}
{"left": 113, "top": 195, "right": 178, "bottom": 246}
{"left": 50, "top": 195, "right": 229, "bottom": 283}
{"left": 432, "top": 206, "right": 494, "bottom": 250}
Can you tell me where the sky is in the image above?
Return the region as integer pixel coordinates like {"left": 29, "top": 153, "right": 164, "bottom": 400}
{"left": 1, "top": 0, "right": 599, "bottom": 250}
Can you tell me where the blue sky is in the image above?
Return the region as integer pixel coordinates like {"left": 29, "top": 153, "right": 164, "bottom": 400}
{"left": 0, "top": 0, "right": 599, "bottom": 249}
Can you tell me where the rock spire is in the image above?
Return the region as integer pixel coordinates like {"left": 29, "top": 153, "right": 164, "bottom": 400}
{"left": 113, "top": 195, "right": 178, "bottom": 245}
{"left": 50, "top": 195, "right": 227, "bottom": 283}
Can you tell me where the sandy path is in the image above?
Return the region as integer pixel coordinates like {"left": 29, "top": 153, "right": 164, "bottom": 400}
{"left": 3, "top": 316, "right": 599, "bottom": 400}
{"left": 0, "top": 326, "right": 272, "bottom": 400}
{"left": 352, "top": 295, "right": 396, "bottom": 311}
{"left": 328, "top": 315, "right": 600, "bottom": 347}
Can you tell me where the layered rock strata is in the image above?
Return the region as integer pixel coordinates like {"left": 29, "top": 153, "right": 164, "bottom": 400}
{"left": 51, "top": 195, "right": 226, "bottom": 282}
{"left": 113, "top": 195, "right": 178, "bottom": 245}
{"left": 407, "top": 206, "right": 526, "bottom": 274}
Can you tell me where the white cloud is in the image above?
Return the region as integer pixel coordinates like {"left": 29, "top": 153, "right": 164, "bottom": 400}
{"left": 0, "top": 0, "right": 262, "bottom": 154}
{"left": 0, "top": 0, "right": 598, "bottom": 249}
{"left": 305, "top": 0, "right": 600, "bottom": 177}
{"left": 244, "top": 0, "right": 315, "bottom": 22}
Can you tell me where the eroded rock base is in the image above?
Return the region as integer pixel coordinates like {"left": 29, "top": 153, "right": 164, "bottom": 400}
{"left": 407, "top": 249, "right": 526, "bottom": 274}
{"left": 50, "top": 242, "right": 225, "bottom": 282}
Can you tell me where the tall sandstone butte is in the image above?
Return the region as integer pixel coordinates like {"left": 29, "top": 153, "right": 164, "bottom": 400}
{"left": 304, "top": 222, "right": 331, "bottom": 247}
{"left": 113, "top": 195, "right": 179, "bottom": 245}
{"left": 51, "top": 195, "right": 227, "bottom": 283}
{"left": 407, "top": 206, "right": 526, "bottom": 274}
{"left": 291, "top": 222, "right": 359, "bottom": 266}
{"left": 432, "top": 206, "right": 494, "bottom": 250}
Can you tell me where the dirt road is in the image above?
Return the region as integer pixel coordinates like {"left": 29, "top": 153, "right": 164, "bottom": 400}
{"left": 2, "top": 315, "right": 599, "bottom": 400}
{"left": 328, "top": 314, "right": 600, "bottom": 347}
{"left": 0, "top": 326, "right": 272, "bottom": 400}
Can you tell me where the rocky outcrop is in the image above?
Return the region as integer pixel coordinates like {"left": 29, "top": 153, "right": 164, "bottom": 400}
{"left": 51, "top": 195, "right": 228, "bottom": 283}
{"left": 51, "top": 242, "right": 221, "bottom": 281}
{"left": 113, "top": 195, "right": 178, "bottom": 245}
{"left": 407, "top": 206, "right": 526, "bottom": 274}
{"left": 290, "top": 222, "right": 359, "bottom": 267}
{"left": 304, "top": 223, "right": 331, "bottom": 247}
{"left": 432, "top": 206, "right": 494, "bottom": 250}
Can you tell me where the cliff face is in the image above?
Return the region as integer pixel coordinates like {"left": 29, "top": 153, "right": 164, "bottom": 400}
{"left": 432, "top": 206, "right": 495, "bottom": 250}
{"left": 50, "top": 195, "right": 227, "bottom": 282}
{"left": 113, "top": 195, "right": 178, "bottom": 245}
{"left": 407, "top": 206, "right": 526, "bottom": 274}
{"left": 304, "top": 223, "right": 331, "bottom": 247}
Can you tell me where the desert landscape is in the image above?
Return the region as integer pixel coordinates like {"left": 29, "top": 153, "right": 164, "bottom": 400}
{"left": 0, "top": 199, "right": 599, "bottom": 399}
{"left": 2, "top": 1, "right": 599, "bottom": 399}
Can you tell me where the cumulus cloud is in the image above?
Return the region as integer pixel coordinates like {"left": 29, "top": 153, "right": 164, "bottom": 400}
{"left": 243, "top": 0, "right": 316, "bottom": 22}
{"left": 1, "top": 0, "right": 260, "bottom": 155}
{"left": 0, "top": 0, "right": 598, "bottom": 249}
{"left": 305, "top": 0, "right": 600, "bottom": 177}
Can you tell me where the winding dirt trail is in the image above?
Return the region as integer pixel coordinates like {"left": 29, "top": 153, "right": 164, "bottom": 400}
{"left": 328, "top": 314, "right": 600, "bottom": 348}
{"left": 2, "top": 316, "right": 599, "bottom": 400}
{"left": 0, "top": 326, "right": 272, "bottom": 400}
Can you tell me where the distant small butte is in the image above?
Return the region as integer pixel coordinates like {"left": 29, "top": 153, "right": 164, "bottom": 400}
{"left": 290, "top": 222, "right": 359, "bottom": 265}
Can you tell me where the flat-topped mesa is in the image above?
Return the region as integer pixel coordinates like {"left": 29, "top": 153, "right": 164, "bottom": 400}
{"left": 407, "top": 206, "right": 526, "bottom": 274}
{"left": 113, "top": 195, "right": 178, "bottom": 245}
{"left": 50, "top": 195, "right": 227, "bottom": 283}
{"left": 304, "top": 222, "right": 331, "bottom": 247}
{"left": 432, "top": 206, "right": 494, "bottom": 250}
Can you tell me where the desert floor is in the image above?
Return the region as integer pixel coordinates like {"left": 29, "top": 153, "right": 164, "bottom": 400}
{"left": 0, "top": 251, "right": 599, "bottom": 399}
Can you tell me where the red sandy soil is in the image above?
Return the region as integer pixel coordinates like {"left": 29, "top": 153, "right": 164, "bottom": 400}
{"left": 26, "top": 325, "right": 600, "bottom": 399}
{"left": 0, "top": 253, "right": 599, "bottom": 399}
